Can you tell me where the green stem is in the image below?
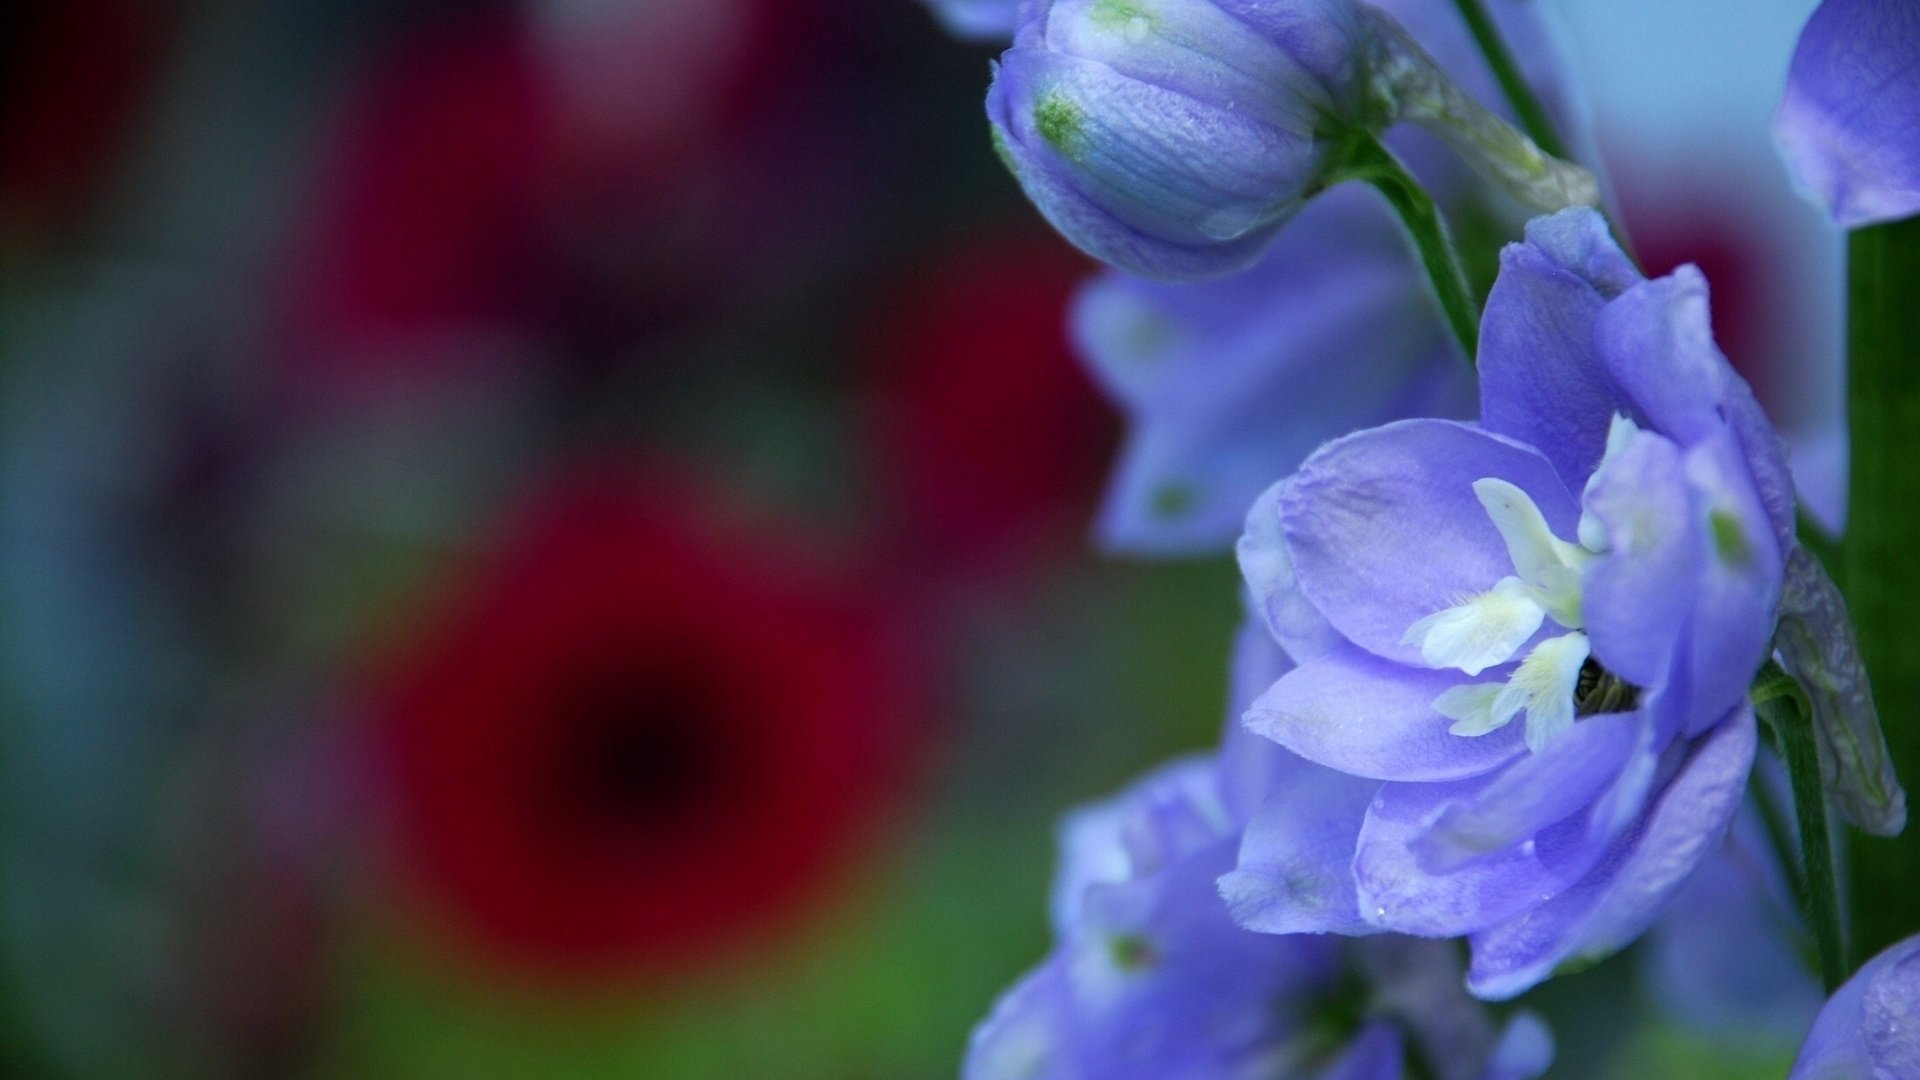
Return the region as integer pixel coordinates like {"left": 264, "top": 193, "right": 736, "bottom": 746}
{"left": 1748, "top": 765, "right": 1806, "bottom": 915}
{"left": 1445, "top": 0, "right": 1568, "bottom": 160}
{"left": 1766, "top": 693, "right": 1848, "bottom": 993}
{"left": 1340, "top": 138, "right": 1479, "bottom": 363}
{"left": 1842, "top": 215, "right": 1920, "bottom": 959}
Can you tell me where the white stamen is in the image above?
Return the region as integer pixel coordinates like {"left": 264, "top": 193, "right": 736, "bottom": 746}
{"left": 1433, "top": 682, "right": 1519, "bottom": 737}
{"left": 1402, "top": 576, "right": 1545, "bottom": 676}
{"left": 1492, "top": 632, "right": 1591, "bottom": 752}
{"left": 1473, "top": 477, "right": 1590, "bottom": 628}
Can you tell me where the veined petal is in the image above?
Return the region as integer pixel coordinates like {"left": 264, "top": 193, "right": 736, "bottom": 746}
{"left": 1042, "top": 0, "right": 1334, "bottom": 136}
{"left": 1466, "top": 707, "right": 1756, "bottom": 1000}
{"left": 1402, "top": 576, "right": 1545, "bottom": 676}
{"left": 1775, "top": 0, "right": 1920, "bottom": 229}
{"left": 1240, "top": 480, "right": 1344, "bottom": 663}
{"left": 1414, "top": 709, "right": 1640, "bottom": 874}
{"left": 1577, "top": 414, "right": 1641, "bottom": 551}
{"left": 1355, "top": 775, "right": 1614, "bottom": 938}
{"left": 1594, "top": 266, "right": 1798, "bottom": 553}
{"left": 1277, "top": 419, "right": 1578, "bottom": 665}
{"left": 1674, "top": 433, "right": 1784, "bottom": 737}
{"left": 1246, "top": 642, "right": 1527, "bottom": 782}
{"left": 1220, "top": 761, "right": 1378, "bottom": 935}
{"left": 1477, "top": 210, "right": 1637, "bottom": 493}
{"left": 1580, "top": 428, "right": 1697, "bottom": 692}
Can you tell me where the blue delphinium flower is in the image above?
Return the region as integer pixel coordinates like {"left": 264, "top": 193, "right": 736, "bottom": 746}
{"left": 985, "top": 0, "right": 1596, "bottom": 281}
{"left": 1789, "top": 932, "right": 1920, "bottom": 1079}
{"left": 1231, "top": 206, "right": 1795, "bottom": 999}
{"left": 1075, "top": 182, "right": 1476, "bottom": 554}
{"left": 1775, "top": 0, "right": 1920, "bottom": 228}
{"left": 986, "top": 0, "right": 1387, "bottom": 280}
{"left": 1073, "top": 0, "right": 1586, "bottom": 553}
{"left": 966, "top": 620, "right": 1554, "bottom": 1079}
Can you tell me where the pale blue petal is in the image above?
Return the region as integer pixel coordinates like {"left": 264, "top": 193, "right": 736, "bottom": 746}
{"left": 1775, "top": 0, "right": 1920, "bottom": 228}
{"left": 1276, "top": 419, "right": 1579, "bottom": 666}
{"left": 1247, "top": 642, "right": 1527, "bottom": 782}
{"left": 1467, "top": 707, "right": 1756, "bottom": 1000}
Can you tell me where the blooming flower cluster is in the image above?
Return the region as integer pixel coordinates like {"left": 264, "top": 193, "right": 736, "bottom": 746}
{"left": 923, "top": 0, "right": 1920, "bottom": 1074}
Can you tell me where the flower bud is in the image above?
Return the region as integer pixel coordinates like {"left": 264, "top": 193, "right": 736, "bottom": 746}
{"left": 985, "top": 0, "right": 1386, "bottom": 279}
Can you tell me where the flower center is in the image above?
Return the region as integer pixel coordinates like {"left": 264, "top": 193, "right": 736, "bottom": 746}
{"left": 1574, "top": 658, "right": 1637, "bottom": 717}
{"left": 1402, "top": 417, "right": 1643, "bottom": 751}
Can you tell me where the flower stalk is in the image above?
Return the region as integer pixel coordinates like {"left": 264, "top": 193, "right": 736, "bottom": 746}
{"left": 1368, "top": 11, "right": 1598, "bottom": 215}
{"left": 1842, "top": 214, "right": 1920, "bottom": 960}
{"left": 1445, "top": 0, "right": 1568, "bottom": 161}
{"left": 1335, "top": 136, "right": 1480, "bottom": 363}
{"left": 1759, "top": 684, "right": 1849, "bottom": 994}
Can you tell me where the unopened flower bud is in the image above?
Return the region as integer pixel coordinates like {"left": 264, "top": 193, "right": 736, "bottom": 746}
{"left": 986, "top": 0, "right": 1387, "bottom": 279}
{"left": 986, "top": 0, "right": 1598, "bottom": 280}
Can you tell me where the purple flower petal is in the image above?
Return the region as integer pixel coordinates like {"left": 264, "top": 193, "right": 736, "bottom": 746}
{"left": 1775, "top": 0, "right": 1920, "bottom": 228}
{"left": 1467, "top": 707, "right": 1756, "bottom": 1000}
{"left": 1484, "top": 1013, "right": 1556, "bottom": 1080}
{"left": 920, "top": 0, "right": 1022, "bottom": 42}
{"left": 1247, "top": 642, "right": 1527, "bottom": 782}
{"left": 985, "top": 49, "right": 1302, "bottom": 280}
{"left": 1478, "top": 210, "right": 1636, "bottom": 491}
{"left": 1318, "top": 1022, "right": 1406, "bottom": 1080}
{"left": 1240, "top": 480, "right": 1346, "bottom": 663}
{"left": 1274, "top": 419, "right": 1579, "bottom": 666}
{"left": 1581, "top": 428, "right": 1699, "bottom": 690}
{"left": 1220, "top": 759, "right": 1379, "bottom": 935}
{"left": 1671, "top": 433, "right": 1784, "bottom": 736}
{"left": 1081, "top": 187, "right": 1470, "bottom": 554}
{"left": 1051, "top": 755, "right": 1222, "bottom": 933}
{"left": 1355, "top": 772, "right": 1616, "bottom": 939}
{"left": 1644, "top": 765, "right": 1822, "bottom": 1050}
{"left": 1790, "top": 933, "right": 1920, "bottom": 1079}
{"left": 1595, "top": 266, "right": 1799, "bottom": 553}
{"left": 1413, "top": 709, "right": 1644, "bottom": 874}
{"left": 1218, "top": 616, "right": 1303, "bottom": 823}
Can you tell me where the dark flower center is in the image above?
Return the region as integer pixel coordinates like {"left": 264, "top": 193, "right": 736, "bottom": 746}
{"left": 1574, "top": 658, "right": 1639, "bottom": 717}
{"left": 544, "top": 662, "right": 738, "bottom": 843}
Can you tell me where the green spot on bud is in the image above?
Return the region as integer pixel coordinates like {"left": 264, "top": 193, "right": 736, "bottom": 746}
{"left": 1149, "top": 483, "right": 1197, "bottom": 520}
{"left": 1034, "top": 93, "right": 1086, "bottom": 157}
{"left": 1709, "top": 509, "right": 1753, "bottom": 567}
{"left": 1089, "top": 0, "right": 1148, "bottom": 29}
{"left": 1106, "top": 933, "right": 1157, "bottom": 971}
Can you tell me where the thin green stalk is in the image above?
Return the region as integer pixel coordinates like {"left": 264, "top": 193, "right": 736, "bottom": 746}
{"left": 1445, "top": 0, "right": 1567, "bottom": 160}
{"left": 1748, "top": 766, "right": 1806, "bottom": 915}
{"left": 1764, "top": 693, "right": 1848, "bottom": 993}
{"left": 1338, "top": 138, "right": 1479, "bottom": 363}
{"left": 1842, "top": 216, "right": 1920, "bottom": 960}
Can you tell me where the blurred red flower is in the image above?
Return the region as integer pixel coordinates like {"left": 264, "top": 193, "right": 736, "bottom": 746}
{"left": 366, "top": 470, "right": 924, "bottom": 981}
{"left": 865, "top": 229, "right": 1116, "bottom": 578}
{"left": 279, "top": 0, "right": 826, "bottom": 399}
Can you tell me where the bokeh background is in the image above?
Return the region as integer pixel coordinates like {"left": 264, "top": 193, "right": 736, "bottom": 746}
{"left": 0, "top": 1, "right": 1836, "bottom": 1077}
